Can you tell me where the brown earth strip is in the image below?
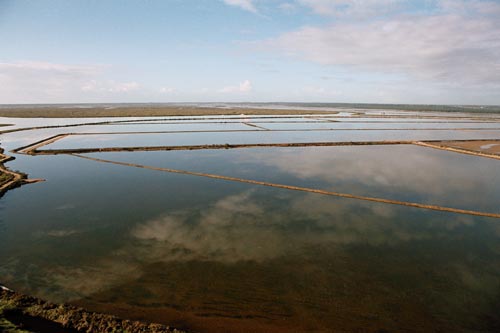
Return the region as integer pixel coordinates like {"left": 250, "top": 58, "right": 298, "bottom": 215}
{"left": 242, "top": 123, "right": 270, "bottom": 130}
{"left": 81, "top": 127, "right": 500, "bottom": 132}
{"left": 430, "top": 140, "right": 500, "bottom": 155}
{"left": 72, "top": 153, "right": 500, "bottom": 219}
{"left": 77, "top": 127, "right": 500, "bottom": 132}
{"left": 26, "top": 140, "right": 413, "bottom": 155}
{"left": 0, "top": 288, "right": 185, "bottom": 333}
{"left": 22, "top": 138, "right": 500, "bottom": 159}
{"left": 18, "top": 127, "right": 500, "bottom": 154}
{"left": 17, "top": 134, "right": 70, "bottom": 154}
{"left": 415, "top": 141, "right": 500, "bottom": 160}
{"left": 0, "top": 120, "right": 122, "bottom": 134}
{"left": 348, "top": 114, "right": 500, "bottom": 121}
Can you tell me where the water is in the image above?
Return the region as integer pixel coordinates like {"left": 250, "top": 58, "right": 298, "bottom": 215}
{"left": 86, "top": 145, "right": 500, "bottom": 213}
{"left": 39, "top": 128, "right": 500, "bottom": 151}
{"left": 1, "top": 111, "right": 500, "bottom": 332}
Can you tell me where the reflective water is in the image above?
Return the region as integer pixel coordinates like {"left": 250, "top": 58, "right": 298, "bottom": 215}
{"left": 87, "top": 145, "right": 500, "bottom": 213}
{"left": 40, "top": 129, "right": 500, "bottom": 151}
{"left": 1, "top": 112, "right": 500, "bottom": 332}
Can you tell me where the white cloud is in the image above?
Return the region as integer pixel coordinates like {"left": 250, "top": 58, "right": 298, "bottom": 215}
{"left": 279, "top": 2, "right": 297, "bottom": 12}
{"left": 0, "top": 60, "right": 145, "bottom": 103}
{"left": 0, "top": 60, "right": 99, "bottom": 75}
{"left": 302, "top": 85, "right": 341, "bottom": 96}
{"left": 127, "top": 190, "right": 423, "bottom": 264}
{"left": 437, "top": 0, "right": 500, "bottom": 16}
{"left": 219, "top": 79, "right": 253, "bottom": 93}
{"left": 260, "top": 1, "right": 500, "bottom": 87}
{"left": 81, "top": 80, "right": 139, "bottom": 93}
{"left": 222, "top": 0, "right": 257, "bottom": 13}
{"left": 159, "top": 86, "right": 176, "bottom": 94}
{"left": 0, "top": 61, "right": 100, "bottom": 103}
{"left": 107, "top": 81, "right": 139, "bottom": 92}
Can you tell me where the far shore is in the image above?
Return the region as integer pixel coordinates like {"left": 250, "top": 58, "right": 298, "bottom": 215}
{"left": 0, "top": 106, "right": 337, "bottom": 118}
{"left": 0, "top": 103, "right": 499, "bottom": 118}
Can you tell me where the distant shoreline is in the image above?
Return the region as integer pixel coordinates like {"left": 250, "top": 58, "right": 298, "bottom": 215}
{"left": 0, "top": 106, "right": 338, "bottom": 118}
{"left": 0, "top": 103, "right": 499, "bottom": 118}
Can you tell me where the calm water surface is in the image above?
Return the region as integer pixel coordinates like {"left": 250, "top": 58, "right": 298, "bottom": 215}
{"left": 42, "top": 129, "right": 500, "bottom": 151}
{"left": 1, "top": 113, "right": 500, "bottom": 332}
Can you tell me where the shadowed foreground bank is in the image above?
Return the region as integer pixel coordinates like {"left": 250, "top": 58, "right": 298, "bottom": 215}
{"left": 0, "top": 288, "right": 185, "bottom": 333}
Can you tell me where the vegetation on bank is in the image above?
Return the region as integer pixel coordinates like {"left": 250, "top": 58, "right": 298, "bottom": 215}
{"left": 0, "top": 148, "right": 30, "bottom": 196}
{"left": 0, "top": 148, "right": 13, "bottom": 187}
{"left": 0, "top": 172, "right": 14, "bottom": 186}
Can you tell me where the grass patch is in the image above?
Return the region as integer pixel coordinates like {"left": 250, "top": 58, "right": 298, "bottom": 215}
{"left": 0, "top": 172, "right": 14, "bottom": 185}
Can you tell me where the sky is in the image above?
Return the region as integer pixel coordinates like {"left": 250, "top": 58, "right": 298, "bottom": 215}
{"left": 0, "top": 0, "right": 499, "bottom": 105}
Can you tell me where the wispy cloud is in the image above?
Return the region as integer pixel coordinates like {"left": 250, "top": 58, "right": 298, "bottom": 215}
{"left": 81, "top": 80, "right": 140, "bottom": 93}
{"left": 159, "top": 86, "right": 176, "bottom": 94}
{"left": 298, "top": 0, "right": 407, "bottom": 18}
{"left": 0, "top": 61, "right": 99, "bottom": 75}
{"left": 222, "top": 0, "right": 258, "bottom": 13}
{"left": 301, "top": 85, "right": 342, "bottom": 97}
{"left": 219, "top": 79, "right": 253, "bottom": 93}
{"left": 279, "top": 2, "right": 297, "bottom": 13}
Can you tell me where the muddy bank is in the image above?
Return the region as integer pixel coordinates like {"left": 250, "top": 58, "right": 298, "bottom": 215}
{"left": 0, "top": 148, "right": 44, "bottom": 197}
{"left": 0, "top": 287, "right": 185, "bottom": 333}
{"left": 0, "top": 149, "right": 33, "bottom": 197}
{"left": 24, "top": 140, "right": 412, "bottom": 155}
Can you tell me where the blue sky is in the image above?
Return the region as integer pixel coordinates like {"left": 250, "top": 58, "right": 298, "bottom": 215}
{"left": 1, "top": 0, "right": 499, "bottom": 104}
